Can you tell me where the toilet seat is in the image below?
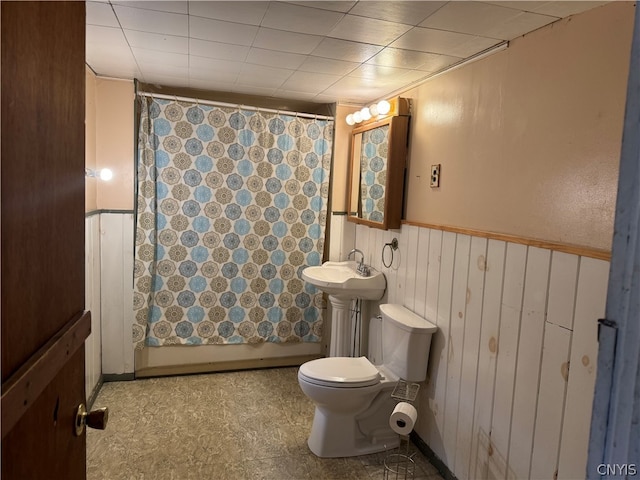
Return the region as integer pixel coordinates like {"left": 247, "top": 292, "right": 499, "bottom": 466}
{"left": 299, "top": 356, "right": 381, "bottom": 388}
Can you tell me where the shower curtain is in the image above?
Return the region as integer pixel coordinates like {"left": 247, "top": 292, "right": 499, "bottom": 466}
{"left": 133, "top": 97, "right": 333, "bottom": 349}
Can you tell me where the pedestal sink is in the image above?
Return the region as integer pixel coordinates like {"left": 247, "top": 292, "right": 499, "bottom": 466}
{"left": 302, "top": 261, "right": 386, "bottom": 356}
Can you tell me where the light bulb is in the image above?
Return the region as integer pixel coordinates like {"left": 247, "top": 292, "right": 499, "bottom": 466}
{"left": 353, "top": 111, "right": 363, "bottom": 123}
{"left": 377, "top": 100, "right": 391, "bottom": 115}
{"left": 346, "top": 114, "right": 355, "bottom": 125}
{"left": 369, "top": 104, "right": 378, "bottom": 116}
{"left": 361, "top": 107, "right": 371, "bottom": 121}
{"left": 99, "top": 168, "right": 113, "bottom": 181}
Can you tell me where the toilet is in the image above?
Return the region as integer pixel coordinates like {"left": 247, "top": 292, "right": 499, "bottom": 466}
{"left": 297, "top": 303, "right": 437, "bottom": 458}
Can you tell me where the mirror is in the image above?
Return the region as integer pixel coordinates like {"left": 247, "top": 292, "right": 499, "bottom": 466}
{"left": 347, "top": 113, "right": 409, "bottom": 230}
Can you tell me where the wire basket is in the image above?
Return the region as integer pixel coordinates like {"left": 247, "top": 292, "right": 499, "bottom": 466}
{"left": 383, "top": 434, "right": 417, "bottom": 480}
{"left": 391, "top": 379, "right": 420, "bottom": 403}
{"left": 383, "top": 452, "right": 416, "bottom": 480}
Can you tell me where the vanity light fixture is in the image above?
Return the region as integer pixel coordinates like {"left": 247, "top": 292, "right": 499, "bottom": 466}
{"left": 345, "top": 99, "right": 394, "bottom": 126}
{"left": 85, "top": 168, "right": 114, "bottom": 181}
{"left": 376, "top": 100, "right": 391, "bottom": 115}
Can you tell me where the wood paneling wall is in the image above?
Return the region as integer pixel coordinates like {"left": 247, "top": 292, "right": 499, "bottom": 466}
{"left": 85, "top": 214, "right": 102, "bottom": 400}
{"left": 100, "top": 213, "right": 135, "bottom": 375}
{"left": 353, "top": 222, "right": 608, "bottom": 480}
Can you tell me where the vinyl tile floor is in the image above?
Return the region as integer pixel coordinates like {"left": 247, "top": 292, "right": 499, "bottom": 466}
{"left": 87, "top": 367, "right": 444, "bottom": 480}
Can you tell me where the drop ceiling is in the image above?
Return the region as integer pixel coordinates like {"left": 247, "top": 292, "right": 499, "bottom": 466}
{"left": 86, "top": 1, "right": 608, "bottom": 105}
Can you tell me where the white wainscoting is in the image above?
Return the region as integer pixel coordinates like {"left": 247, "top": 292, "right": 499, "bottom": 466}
{"left": 100, "top": 212, "right": 135, "bottom": 375}
{"left": 85, "top": 214, "right": 102, "bottom": 401}
{"left": 353, "top": 224, "right": 608, "bottom": 480}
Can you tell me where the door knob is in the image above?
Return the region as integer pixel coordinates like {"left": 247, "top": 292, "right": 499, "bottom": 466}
{"left": 74, "top": 403, "right": 108, "bottom": 436}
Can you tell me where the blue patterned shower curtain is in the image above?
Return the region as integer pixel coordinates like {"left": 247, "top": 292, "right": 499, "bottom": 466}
{"left": 133, "top": 97, "right": 333, "bottom": 349}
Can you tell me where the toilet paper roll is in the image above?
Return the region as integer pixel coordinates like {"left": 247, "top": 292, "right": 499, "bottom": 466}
{"left": 389, "top": 402, "right": 418, "bottom": 435}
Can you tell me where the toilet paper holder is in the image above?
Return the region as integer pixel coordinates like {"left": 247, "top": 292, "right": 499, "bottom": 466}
{"left": 385, "top": 380, "right": 421, "bottom": 479}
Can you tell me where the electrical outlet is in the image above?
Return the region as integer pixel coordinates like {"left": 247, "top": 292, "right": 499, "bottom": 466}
{"left": 430, "top": 164, "right": 440, "bottom": 187}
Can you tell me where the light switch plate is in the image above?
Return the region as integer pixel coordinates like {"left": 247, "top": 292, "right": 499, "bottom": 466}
{"left": 430, "top": 164, "right": 440, "bottom": 187}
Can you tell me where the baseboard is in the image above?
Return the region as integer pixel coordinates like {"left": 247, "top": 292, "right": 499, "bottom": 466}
{"left": 134, "top": 354, "right": 322, "bottom": 378}
{"left": 411, "top": 431, "right": 458, "bottom": 480}
{"left": 103, "top": 372, "right": 136, "bottom": 382}
{"left": 86, "top": 375, "right": 104, "bottom": 410}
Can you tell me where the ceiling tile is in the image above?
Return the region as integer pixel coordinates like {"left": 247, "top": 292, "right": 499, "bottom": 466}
{"left": 419, "top": 2, "right": 556, "bottom": 41}
{"left": 189, "top": 38, "right": 250, "bottom": 62}
{"left": 124, "top": 30, "right": 189, "bottom": 54}
{"left": 189, "top": 78, "right": 237, "bottom": 92}
{"left": 484, "top": 1, "right": 608, "bottom": 18}
{"left": 261, "top": 3, "right": 344, "bottom": 36}
{"left": 415, "top": 53, "right": 462, "bottom": 73}
{"left": 392, "top": 69, "right": 433, "bottom": 86}
{"left": 245, "top": 48, "right": 307, "bottom": 70}
{"left": 229, "top": 84, "right": 278, "bottom": 97}
{"left": 112, "top": 1, "right": 188, "bottom": 14}
{"left": 98, "top": 67, "right": 143, "bottom": 81}
{"left": 144, "top": 73, "right": 191, "bottom": 88}
{"left": 321, "top": 76, "right": 392, "bottom": 102}
{"left": 275, "top": 90, "right": 322, "bottom": 102}
{"left": 328, "top": 15, "right": 412, "bottom": 46}
{"left": 287, "top": 2, "right": 357, "bottom": 14}
{"left": 141, "top": 64, "right": 189, "bottom": 78}
{"left": 281, "top": 71, "right": 341, "bottom": 94}
{"left": 86, "top": 2, "right": 119, "bottom": 27}
{"left": 298, "top": 56, "right": 360, "bottom": 76}
{"left": 86, "top": 49, "right": 140, "bottom": 77}
{"left": 483, "top": 2, "right": 557, "bottom": 14}
{"left": 348, "top": 63, "right": 412, "bottom": 82}
{"left": 311, "top": 38, "right": 383, "bottom": 63}
{"left": 189, "top": 67, "right": 239, "bottom": 84}
{"left": 391, "top": 27, "right": 500, "bottom": 58}
{"left": 132, "top": 48, "right": 189, "bottom": 68}
{"left": 237, "top": 64, "right": 294, "bottom": 88}
{"left": 187, "top": 1, "right": 269, "bottom": 25}
{"left": 86, "top": 25, "right": 130, "bottom": 49}
{"left": 485, "top": 11, "right": 557, "bottom": 40}
{"left": 189, "top": 56, "right": 244, "bottom": 74}
{"left": 348, "top": 1, "right": 447, "bottom": 26}
{"left": 113, "top": 5, "right": 188, "bottom": 36}
{"left": 252, "top": 28, "right": 324, "bottom": 55}
{"left": 533, "top": 1, "right": 609, "bottom": 17}
{"left": 367, "top": 47, "right": 460, "bottom": 71}
{"left": 420, "top": 2, "right": 520, "bottom": 33}
{"left": 189, "top": 15, "right": 258, "bottom": 46}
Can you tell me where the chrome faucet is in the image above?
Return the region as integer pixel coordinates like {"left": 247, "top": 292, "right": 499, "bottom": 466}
{"left": 347, "top": 248, "right": 370, "bottom": 277}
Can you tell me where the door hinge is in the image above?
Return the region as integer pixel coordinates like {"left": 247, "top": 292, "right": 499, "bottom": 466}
{"left": 597, "top": 318, "right": 617, "bottom": 341}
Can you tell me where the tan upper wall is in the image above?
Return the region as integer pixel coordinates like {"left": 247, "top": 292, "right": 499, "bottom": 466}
{"left": 403, "top": 1, "right": 633, "bottom": 252}
{"left": 332, "top": 104, "right": 360, "bottom": 212}
{"left": 85, "top": 67, "right": 97, "bottom": 212}
{"left": 95, "top": 77, "right": 135, "bottom": 211}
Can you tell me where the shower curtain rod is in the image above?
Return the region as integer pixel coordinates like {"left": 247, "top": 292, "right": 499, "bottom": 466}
{"left": 137, "top": 91, "right": 334, "bottom": 121}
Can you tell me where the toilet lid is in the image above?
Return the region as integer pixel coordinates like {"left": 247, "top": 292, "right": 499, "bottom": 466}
{"left": 299, "top": 356, "right": 381, "bottom": 388}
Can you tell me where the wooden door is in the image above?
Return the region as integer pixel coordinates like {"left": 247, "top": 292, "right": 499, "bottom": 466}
{"left": 1, "top": 2, "right": 89, "bottom": 479}
{"left": 587, "top": 3, "right": 640, "bottom": 475}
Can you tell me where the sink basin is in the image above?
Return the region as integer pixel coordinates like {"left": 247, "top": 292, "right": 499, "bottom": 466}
{"left": 302, "top": 261, "right": 386, "bottom": 300}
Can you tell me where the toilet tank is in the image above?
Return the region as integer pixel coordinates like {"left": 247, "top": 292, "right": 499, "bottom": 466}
{"left": 380, "top": 304, "right": 437, "bottom": 382}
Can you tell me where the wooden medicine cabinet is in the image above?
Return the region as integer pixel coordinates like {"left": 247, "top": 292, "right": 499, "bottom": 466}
{"left": 347, "top": 98, "right": 410, "bottom": 230}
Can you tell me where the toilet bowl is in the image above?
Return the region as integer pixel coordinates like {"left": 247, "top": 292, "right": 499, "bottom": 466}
{"left": 297, "top": 304, "right": 438, "bottom": 458}
{"left": 298, "top": 356, "right": 400, "bottom": 458}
